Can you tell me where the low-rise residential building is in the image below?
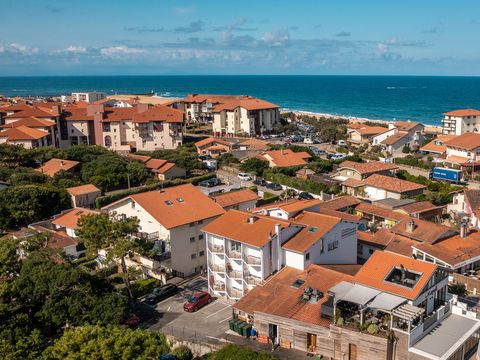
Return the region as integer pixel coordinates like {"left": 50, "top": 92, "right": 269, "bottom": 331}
{"left": 335, "top": 160, "right": 398, "bottom": 181}
{"left": 145, "top": 158, "right": 186, "bottom": 180}
{"left": 0, "top": 125, "right": 51, "bottom": 148}
{"left": 253, "top": 199, "right": 322, "bottom": 220}
{"left": 203, "top": 208, "right": 358, "bottom": 300}
{"left": 356, "top": 202, "right": 408, "bottom": 228}
{"left": 51, "top": 207, "right": 99, "bottom": 238}
{"left": 442, "top": 109, "right": 480, "bottom": 135}
{"left": 238, "top": 138, "right": 270, "bottom": 151}
{"left": 348, "top": 125, "right": 389, "bottom": 144}
{"left": 70, "top": 92, "right": 106, "bottom": 104}
{"left": 380, "top": 121, "right": 425, "bottom": 155}
{"left": 37, "top": 158, "right": 80, "bottom": 177}
{"left": 321, "top": 195, "right": 361, "bottom": 212}
{"left": 102, "top": 183, "right": 225, "bottom": 277}
{"left": 0, "top": 116, "right": 57, "bottom": 146}
{"left": 211, "top": 188, "right": 259, "bottom": 211}
{"left": 234, "top": 251, "right": 477, "bottom": 360}
{"left": 342, "top": 174, "right": 426, "bottom": 201}
{"left": 420, "top": 134, "right": 457, "bottom": 156}
{"left": 67, "top": 184, "right": 101, "bottom": 208}
{"left": 448, "top": 189, "right": 480, "bottom": 228}
{"left": 256, "top": 149, "right": 311, "bottom": 168}
{"left": 444, "top": 132, "right": 480, "bottom": 168}
{"left": 195, "top": 137, "right": 232, "bottom": 158}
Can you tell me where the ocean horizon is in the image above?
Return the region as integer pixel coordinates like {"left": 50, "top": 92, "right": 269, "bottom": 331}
{"left": 1, "top": 75, "right": 480, "bottom": 126}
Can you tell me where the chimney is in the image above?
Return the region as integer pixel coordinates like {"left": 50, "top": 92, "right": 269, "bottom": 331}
{"left": 275, "top": 223, "right": 282, "bottom": 271}
{"left": 60, "top": 160, "right": 65, "bottom": 166}
{"left": 136, "top": 103, "right": 149, "bottom": 113}
{"left": 460, "top": 217, "right": 469, "bottom": 238}
{"left": 92, "top": 112, "right": 104, "bottom": 145}
{"left": 406, "top": 219, "right": 416, "bottom": 233}
{"left": 247, "top": 216, "right": 257, "bottom": 224}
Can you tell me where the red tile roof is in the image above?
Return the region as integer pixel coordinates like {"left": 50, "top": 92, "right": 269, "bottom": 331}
{"left": 339, "top": 160, "right": 398, "bottom": 175}
{"left": 234, "top": 264, "right": 353, "bottom": 327}
{"left": 444, "top": 109, "right": 480, "bottom": 117}
{"left": 321, "top": 196, "right": 361, "bottom": 211}
{"left": 62, "top": 108, "right": 94, "bottom": 121}
{"left": 202, "top": 209, "right": 290, "bottom": 248}
{"left": 37, "top": 158, "right": 80, "bottom": 177}
{"left": 52, "top": 208, "right": 99, "bottom": 230}
{"left": 363, "top": 174, "right": 426, "bottom": 193}
{"left": 213, "top": 97, "right": 279, "bottom": 112}
{"left": 356, "top": 202, "right": 408, "bottom": 222}
{"left": 381, "top": 132, "right": 409, "bottom": 145}
{"left": 283, "top": 211, "right": 341, "bottom": 253}
{"left": 0, "top": 126, "right": 49, "bottom": 141}
{"left": 445, "top": 132, "right": 480, "bottom": 151}
{"left": 354, "top": 125, "right": 389, "bottom": 136}
{"left": 5, "top": 107, "right": 57, "bottom": 119}
{"left": 132, "top": 105, "right": 184, "bottom": 123}
{"left": 0, "top": 116, "right": 55, "bottom": 129}
{"left": 354, "top": 251, "right": 437, "bottom": 300}
{"left": 211, "top": 189, "right": 259, "bottom": 208}
{"left": 195, "top": 137, "right": 231, "bottom": 148}
{"left": 262, "top": 149, "right": 311, "bottom": 167}
{"left": 419, "top": 135, "right": 457, "bottom": 154}
{"left": 67, "top": 184, "right": 100, "bottom": 196}
{"left": 127, "top": 154, "right": 152, "bottom": 163}
{"left": 106, "top": 184, "right": 225, "bottom": 229}
{"left": 390, "top": 218, "right": 456, "bottom": 244}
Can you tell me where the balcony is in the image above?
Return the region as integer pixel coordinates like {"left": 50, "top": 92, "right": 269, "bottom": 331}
{"left": 244, "top": 275, "right": 263, "bottom": 285}
{"left": 227, "top": 269, "right": 243, "bottom": 279}
{"left": 228, "top": 288, "right": 243, "bottom": 299}
{"left": 212, "top": 282, "right": 225, "bottom": 292}
{"left": 136, "top": 231, "right": 160, "bottom": 241}
{"left": 209, "top": 263, "right": 225, "bottom": 272}
{"left": 227, "top": 249, "right": 242, "bottom": 259}
{"left": 244, "top": 255, "right": 261, "bottom": 266}
{"left": 208, "top": 243, "right": 225, "bottom": 253}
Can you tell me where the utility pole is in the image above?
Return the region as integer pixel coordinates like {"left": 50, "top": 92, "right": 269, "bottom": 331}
{"left": 127, "top": 173, "right": 131, "bottom": 190}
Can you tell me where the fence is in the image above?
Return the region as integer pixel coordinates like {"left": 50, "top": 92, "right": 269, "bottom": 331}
{"left": 452, "top": 273, "right": 480, "bottom": 295}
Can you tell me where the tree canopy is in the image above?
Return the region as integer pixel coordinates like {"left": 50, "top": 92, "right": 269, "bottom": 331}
{"left": 240, "top": 158, "right": 269, "bottom": 176}
{"left": 43, "top": 324, "right": 170, "bottom": 360}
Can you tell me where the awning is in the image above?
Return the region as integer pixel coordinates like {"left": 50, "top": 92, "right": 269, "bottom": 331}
{"left": 392, "top": 303, "right": 424, "bottom": 321}
{"left": 329, "top": 281, "right": 354, "bottom": 299}
{"left": 368, "top": 292, "right": 406, "bottom": 311}
{"left": 340, "top": 284, "right": 381, "bottom": 306}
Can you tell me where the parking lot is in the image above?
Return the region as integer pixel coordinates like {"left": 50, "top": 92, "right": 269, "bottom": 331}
{"left": 141, "top": 276, "right": 233, "bottom": 344}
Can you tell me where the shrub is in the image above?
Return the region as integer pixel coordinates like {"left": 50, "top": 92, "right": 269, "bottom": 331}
{"left": 132, "top": 278, "right": 162, "bottom": 298}
{"left": 172, "top": 345, "right": 193, "bottom": 360}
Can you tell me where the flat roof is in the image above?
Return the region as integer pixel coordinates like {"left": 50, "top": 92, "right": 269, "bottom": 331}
{"left": 411, "top": 314, "right": 480, "bottom": 360}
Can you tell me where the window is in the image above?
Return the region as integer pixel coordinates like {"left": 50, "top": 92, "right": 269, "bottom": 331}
{"left": 341, "top": 228, "right": 356, "bottom": 238}
{"left": 320, "top": 239, "right": 324, "bottom": 254}
{"left": 104, "top": 135, "right": 112, "bottom": 147}
{"left": 198, "top": 234, "right": 204, "bottom": 240}
{"left": 306, "top": 253, "right": 310, "bottom": 261}
{"left": 131, "top": 202, "right": 135, "bottom": 209}
{"left": 189, "top": 222, "right": 195, "bottom": 227}
{"left": 369, "top": 249, "right": 374, "bottom": 255}
{"left": 327, "top": 240, "right": 338, "bottom": 251}
{"left": 198, "top": 220, "right": 203, "bottom": 225}
{"left": 191, "top": 254, "right": 196, "bottom": 260}
{"left": 199, "top": 251, "right": 205, "bottom": 257}
{"left": 190, "top": 236, "right": 195, "bottom": 243}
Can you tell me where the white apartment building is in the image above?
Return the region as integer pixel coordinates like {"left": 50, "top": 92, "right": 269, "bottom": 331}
{"left": 444, "top": 132, "right": 480, "bottom": 166}
{"left": 442, "top": 109, "right": 480, "bottom": 135}
{"left": 71, "top": 92, "right": 106, "bottom": 103}
{"left": 203, "top": 207, "right": 358, "bottom": 300}
{"left": 102, "top": 184, "right": 225, "bottom": 277}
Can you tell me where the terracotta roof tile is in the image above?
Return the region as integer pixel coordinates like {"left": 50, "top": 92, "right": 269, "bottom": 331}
{"left": 52, "top": 208, "right": 99, "bottom": 230}
{"left": 156, "top": 162, "right": 177, "bottom": 174}
{"left": 321, "top": 196, "right": 361, "bottom": 211}
{"left": 355, "top": 125, "right": 389, "bottom": 135}
{"left": 394, "top": 121, "right": 422, "bottom": 132}
{"left": 0, "top": 126, "right": 49, "bottom": 141}
{"left": 390, "top": 218, "right": 456, "bottom": 244}
{"left": 37, "top": 158, "right": 80, "bottom": 177}
{"left": 381, "top": 131, "right": 409, "bottom": 145}
{"left": 132, "top": 105, "right": 184, "bottom": 123}
{"left": 239, "top": 138, "right": 270, "bottom": 151}
{"left": 354, "top": 251, "right": 437, "bottom": 300}
{"left": 420, "top": 135, "right": 457, "bottom": 154}
{"left": 212, "top": 97, "right": 279, "bottom": 112}
{"left": 263, "top": 149, "right": 311, "bottom": 167}
{"left": 339, "top": 160, "right": 398, "bottom": 175}
{"left": 397, "top": 201, "right": 440, "bottom": 214}
{"left": 5, "top": 107, "right": 57, "bottom": 119}
{"left": 318, "top": 208, "right": 361, "bottom": 223}
{"left": 67, "top": 184, "right": 100, "bottom": 196}
{"left": 145, "top": 158, "right": 168, "bottom": 170}
{"left": 211, "top": 189, "right": 259, "bottom": 208}
{"left": 283, "top": 211, "right": 341, "bottom": 253}
{"left": 127, "top": 154, "right": 152, "bottom": 163}
{"left": 356, "top": 202, "right": 408, "bottom": 222}
{"left": 444, "top": 109, "right": 480, "bottom": 117}
{"left": 0, "top": 116, "right": 55, "bottom": 129}
{"left": 234, "top": 264, "right": 353, "bottom": 327}
{"left": 363, "top": 174, "right": 426, "bottom": 193}
{"left": 195, "top": 137, "right": 231, "bottom": 148}
{"left": 341, "top": 178, "right": 365, "bottom": 188}
{"left": 202, "top": 209, "right": 290, "bottom": 248}
{"left": 446, "top": 132, "right": 480, "bottom": 151}
{"left": 106, "top": 184, "right": 225, "bottom": 229}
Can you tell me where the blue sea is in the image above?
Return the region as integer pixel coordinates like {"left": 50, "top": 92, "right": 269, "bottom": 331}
{"left": 1, "top": 75, "right": 480, "bottom": 126}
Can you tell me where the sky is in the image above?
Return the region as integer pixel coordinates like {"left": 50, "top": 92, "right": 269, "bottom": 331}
{"left": 1, "top": 0, "right": 480, "bottom": 76}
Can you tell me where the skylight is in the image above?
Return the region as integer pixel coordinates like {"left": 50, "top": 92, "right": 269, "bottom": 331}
{"left": 308, "top": 227, "right": 318, "bottom": 233}
{"left": 385, "top": 266, "right": 423, "bottom": 289}
{"left": 164, "top": 200, "right": 173, "bottom": 206}
{"left": 291, "top": 279, "right": 306, "bottom": 288}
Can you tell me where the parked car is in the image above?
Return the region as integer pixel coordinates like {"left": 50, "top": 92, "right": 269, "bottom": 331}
{"left": 337, "top": 140, "right": 347, "bottom": 146}
{"left": 253, "top": 178, "right": 267, "bottom": 186}
{"left": 237, "top": 172, "right": 252, "bottom": 181}
{"left": 309, "top": 146, "right": 326, "bottom": 155}
{"left": 198, "top": 154, "right": 212, "bottom": 161}
{"left": 330, "top": 153, "right": 347, "bottom": 160}
{"left": 144, "top": 284, "right": 178, "bottom": 305}
{"left": 183, "top": 292, "right": 212, "bottom": 312}
{"left": 198, "top": 178, "right": 220, "bottom": 187}
{"left": 298, "top": 191, "right": 315, "bottom": 200}
{"left": 121, "top": 314, "right": 140, "bottom": 328}
{"left": 266, "top": 182, "right": 283, "bottom": 191}
{"left": 304, "top": 137, "right": 314, "bottom": 144}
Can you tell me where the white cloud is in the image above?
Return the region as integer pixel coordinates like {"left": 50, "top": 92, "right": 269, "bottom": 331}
{"left": 261, "top": 29, "right": 290, "bottom": 47}
{"left": 100, "top": 46, "right": 145, "bottom": 57}
{"left": 64, "top": 46, "right": 87, "bottom": 54}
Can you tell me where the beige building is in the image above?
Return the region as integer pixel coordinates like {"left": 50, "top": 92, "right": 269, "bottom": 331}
{"left": 442, "top": 109, "right": 480, "bottom": 135}
{"left": 71, "top": 92, "right": 106, "bottom": 103}
{"left": 0, "top": 125, "right": 50, "bottom": 149}
{"left": 67, "top": 184, "right": 102, "bottom": 208}
{"left": 102, "top": 184, "right": 225, "bottom": 277}
{"left": 444, "top": 132, "right": 480, "bottom": 167}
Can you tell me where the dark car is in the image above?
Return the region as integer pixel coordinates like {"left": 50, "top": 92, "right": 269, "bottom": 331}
{"left": 121, "top": 314, "right": 140, "bottom": 328}
{"left": 253, "top": 178, "right": 267, "bottom": 186}
{"left": 144, "top": 284, "right": 178, "bottom": 305}
{"left": 183, "top": 292, "right": 212, "bottom": 312}
{"left": 198, "top": 178, "right": 220, "bottom": 187}
{"left": 198, "top": 154, "right": 212, "bottom": 161}
{"left": 266, "top": 182, "right": 283, "bottom": 191}
{"left": 298, "top": 191, "right": 315, "bottom": 200}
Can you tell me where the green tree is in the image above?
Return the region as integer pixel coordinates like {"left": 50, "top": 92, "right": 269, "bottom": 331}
{"left": 0, "top": 184, "right": 71, "bottom": 229}
{"left": 172, "top": 345, "right": 194, "bottom": 360}
{"left": 76, "top": 213, "right": 141, "bottom": 301}
{"left": 240, "top": 158, "right": 269, "bottom": 176}
{"left": 203, "top": 344, "right": 277, "bottom": 360}
{"left": 43, "top": 325, "right": 170, "bottom": 360}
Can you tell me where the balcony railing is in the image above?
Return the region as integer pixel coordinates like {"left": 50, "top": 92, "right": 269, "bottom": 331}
{"left": 227, "top": 270, "right": 243, "bottom": 279}
{"left": 227, "top": 250, "right": 242, "bottom": 259}
{"left": 228, "top": 288, "right": 243, "bottom": 299}
{"left": 244, "top": 275, "right": 262, "bottom": 285}
{"left": 208, "top": 243, "right": 225, "bottom": 253}
{"left": 136, "top": 231, "right": 160, "bottom": 241}
{"left": 244, "top": 255, "right": 261, "bottom": 266}
{"left": 212, "top": 283, "right": 225, "bottom": 292}
{"left": 209, "top": 263, "right": 225, "bottom": 272}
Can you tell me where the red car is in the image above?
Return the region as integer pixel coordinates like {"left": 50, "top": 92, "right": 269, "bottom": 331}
{"left": 183, "top": 292, "right": 212, "bottom": 312}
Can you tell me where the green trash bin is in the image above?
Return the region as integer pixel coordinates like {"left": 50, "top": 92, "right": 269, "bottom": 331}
{"left": 228, "top": 319, "right": 236, "bottom": 331}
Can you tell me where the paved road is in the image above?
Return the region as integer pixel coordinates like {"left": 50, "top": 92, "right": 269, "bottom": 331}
{"left": 215, "top": 169, "right": 285, "bottom": 196}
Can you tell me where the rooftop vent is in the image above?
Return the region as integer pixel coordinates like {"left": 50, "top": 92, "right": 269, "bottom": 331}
{"left": 164, "top": 200, "right": 173, "bottom": 206}
{"left": 291, "top": 279, "right": 305, "bottom": 288}
{"left": 176, "top": 197, "right": 184, "bottom": 203}
{"left": 406, "top": 219, "right": 416, "bottom": 233}
{"left": 247, "top": 216, "right": 258, "bottom": 224}
{"left": 460, "top": 216, "right": 469, "bottom": 238}
{"left": 299, "top": 286, "right": 323, "bottom": 303}
{"left": 308, "top": 227, "right": 318, "bottom": 233}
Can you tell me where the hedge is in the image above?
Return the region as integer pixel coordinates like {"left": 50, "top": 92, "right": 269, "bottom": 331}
{"left": 95, "top": 173, "right": 216, "bottom": 208}
{"left": 132, "top": 278, "right": 162, "bottom": 298}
